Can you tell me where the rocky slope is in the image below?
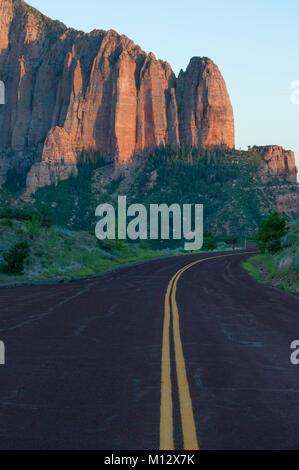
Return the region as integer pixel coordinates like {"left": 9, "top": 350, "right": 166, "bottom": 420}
{"left": 0, "top": 0, "right": 236, "bottom": 194}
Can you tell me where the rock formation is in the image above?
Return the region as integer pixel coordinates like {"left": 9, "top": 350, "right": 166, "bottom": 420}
{"left": 276, "top": 192, "right": 299, "bottom": 215}
{"left": 0, "top": 0, "right": 236, "bottom": 193}
{"left": 25, "top": 126, "right": 78, "bottom": 196}
{"left": 0, "top": 0, "right": 297, "bottom": 197}
{"left": 253, "top": 145, "right": 298, "bottom": 183}
{"left": 177, "top": 57, "right": 234, "bottom": 148}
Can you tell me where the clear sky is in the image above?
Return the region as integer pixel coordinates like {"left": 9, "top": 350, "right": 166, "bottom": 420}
{"left": 28, "top": 0, "right": 299, "bottom": 170}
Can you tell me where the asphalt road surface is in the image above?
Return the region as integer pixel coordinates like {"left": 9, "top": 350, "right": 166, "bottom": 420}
{"left": 0, "top": 250, "right": 298, "bottom": 450}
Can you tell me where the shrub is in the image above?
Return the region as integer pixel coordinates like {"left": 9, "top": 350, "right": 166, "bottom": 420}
{"left": 278, "top": 251, "right": 294, "bottom": 269}
{"left": 0, "top": 206, "right": 51, "bottom": 226}
{"left": 1, "top": 218, "right": 14, "bottom": 229}
{"left": 257, "top": 211, "right": 287, "bottom": 253}
{"left": 267, "top": 238, "right": 282, "bottom": 254}
{"left": 0, "top": 208, "right": 14, "bottom": 219}
{"left": 293, "top": 250, "right": 299, "bottom": 272}
{"left": 1, "top": 242, "right": 30, "bottom": 274}
{"left": 280, "top": 232, "right": 297, "bottom": 248}
{"left": 291, "top": 219, "right": 299, "bottom": 231}
{"left": 26, "top": 216, "right": 43, "bottom": 239}
{"left": 97, "top": 238, "right": 118, "bottom": 253}
{"left": 94, "top": 248, "right": 116, "bottom": 260}
{"left": 217, "top": 241, "right": 228, "bottom": 251}
{"left": 202, "top": 232, "right": 217, "bottom": 251}
{"left": 38, "top": 206, "right": 52, "bottom": 228}
{"left": 221, "top": 235, "right": 238, "bottom": 244}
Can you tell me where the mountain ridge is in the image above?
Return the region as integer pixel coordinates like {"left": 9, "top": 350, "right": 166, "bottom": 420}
{"left": 1, "top": 0, "right": 235, "bottom": 195}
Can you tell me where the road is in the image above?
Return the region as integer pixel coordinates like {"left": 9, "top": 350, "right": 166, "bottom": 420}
{"left": 0, "top": 250, "right": 298, "bottom": 450}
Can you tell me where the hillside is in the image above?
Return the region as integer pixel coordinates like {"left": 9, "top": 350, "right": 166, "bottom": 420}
{"left": 243, "top": 218, "right": 299, "bottom": 293}
{"left": 24, "top": 146, "right": 298, "bottom": 238}
{"left": 0, "top": 207, "right": 169, "bottom": 283}
{"left": 0, "top": 204, "right": 245, "bottom": 283}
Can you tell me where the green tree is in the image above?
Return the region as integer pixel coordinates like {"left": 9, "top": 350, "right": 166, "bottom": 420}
{"left": 203, "top": 232, "right": 217, "bottom": 251}
{"left": 38, "top": 205, "right": 52, "bottom": 228}
{"left": 1, "top": 242, "right": 30, "bottom": 274}
{"left": 257, "top": 211, "right": 287, "bottom": 254}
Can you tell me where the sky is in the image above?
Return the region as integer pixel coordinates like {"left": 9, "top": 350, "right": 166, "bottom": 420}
{"left": 28, "top": 0, "right": 299, "bottom": 170}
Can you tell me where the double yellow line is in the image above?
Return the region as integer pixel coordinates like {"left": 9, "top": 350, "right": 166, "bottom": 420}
{"left": 160, "top": 251, "right": 254, "bottom": 450}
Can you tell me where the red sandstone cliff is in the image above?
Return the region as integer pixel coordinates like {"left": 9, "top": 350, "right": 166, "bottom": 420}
{"left": 0, "top": 0, "right": 236, "bottom": 193}
{"left": 25, "top": 126, "right": 78, "bottom": 195}
{"left": 253, "top": 145, "right": 298, "bottom": 183}
{"left": 0, "top": 0, "right": 297, "bottom": 197}
{"left": 176, "top": 57, "right": 235, "bottom": 148}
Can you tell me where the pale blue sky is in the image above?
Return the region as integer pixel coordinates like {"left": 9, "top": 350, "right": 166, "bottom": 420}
{"left": 28, "top": 0, "right": 299, "bottom": 169}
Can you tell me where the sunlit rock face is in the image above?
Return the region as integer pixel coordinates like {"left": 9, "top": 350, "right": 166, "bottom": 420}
{"left": 253, "top": 145, "right": 298, "bottom": 183}
{"left": 176, "top": 57, "right": 235, "bottom": 149}
{"left": 0, "top": 0, "right": 237, "bottom": 192}
{"left": 25, "top": 126, "right": 78, "bottom": 194}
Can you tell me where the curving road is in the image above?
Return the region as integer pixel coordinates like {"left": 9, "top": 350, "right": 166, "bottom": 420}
{"left": 0, "top": 250, "right": 298, "bottom": 450}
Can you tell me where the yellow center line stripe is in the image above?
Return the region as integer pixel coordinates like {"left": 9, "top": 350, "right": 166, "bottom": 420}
{"left": 160, "top": 283, "right": 175, "bottom": 450}
{"left": 171, "top": 271, "right": 200, "bottom": 450}
{"left": 160, "top": 251, "right": 255, "bottom": 450}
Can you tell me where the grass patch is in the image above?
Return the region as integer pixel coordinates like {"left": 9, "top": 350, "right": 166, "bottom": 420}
{"left": 0, "top": 217, "right": 169, "bottom": 283}
{"left": 243, "top": 224, "right": 299, "bottom": 294}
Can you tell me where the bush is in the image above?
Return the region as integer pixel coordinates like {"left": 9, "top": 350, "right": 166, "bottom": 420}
{"left": 1, "top": 242, "right": 30, "bottom": 274}
{"left": 221, "top": 235, "right": 239, "bottom": 244}
{"left": 267, "top": 238, "right": 282, "bottom": 254}
{"left": 1, "top": 218, "right": 14, "bottom": 229}
{"left": 217, "top": 241, "right": 228, "bottom": 251}
{"left": 293, "top": 250, "right": 299, "bottom": 272}
{"left": 97, "top": 238, "right": 119, "bottom": 254}
{"left": 0, "top": 207, "right": 32, "bottom": 221}
{"left": 0, "top": 206, "right": 51, "bottom": 227}
{"left": 0, "top": 208, "right": 14, "bottom": 219}
{"left": 202, "top": 232, "right": 217, "bottom": 251}
{"left": 257, "top": 211, "right": 287, "bottom": 253}
{"left": 280, "top": 232, "right": 297, "bottom": 248}
{"left": 38, "top": 206, "right": 52, "bottom": 228}
{"left": 26, "top": 216, "right": 43, "bottom": 239}
{"left": 291, "top": 219, "right": 299, "bottom": 231}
